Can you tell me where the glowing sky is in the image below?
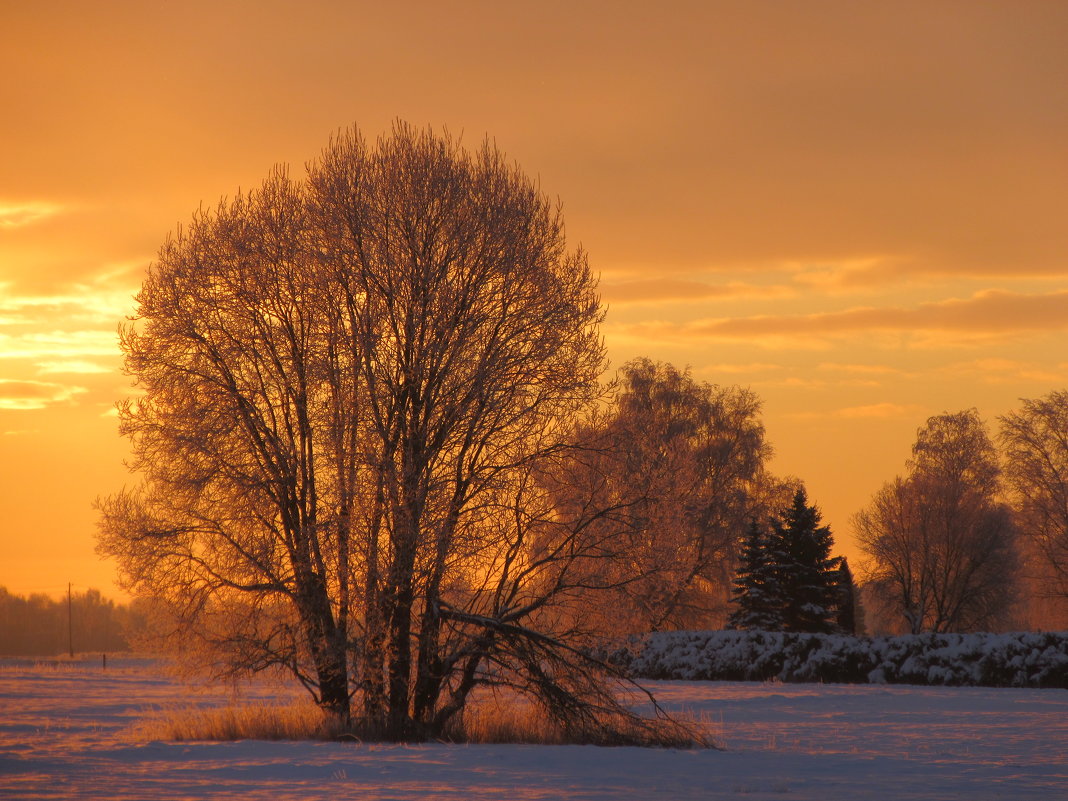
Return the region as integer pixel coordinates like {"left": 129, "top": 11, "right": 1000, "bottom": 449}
{"left": 2, "top": 1, "right": 1066, "bottom": 597}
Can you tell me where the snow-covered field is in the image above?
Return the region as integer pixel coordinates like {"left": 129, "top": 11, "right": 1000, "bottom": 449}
{"left": 1, "top": 658, "right": 1066, "bottom": 800}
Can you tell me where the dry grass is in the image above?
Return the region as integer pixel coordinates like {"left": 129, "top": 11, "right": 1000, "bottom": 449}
{"left": 135, "top": 701, "right": 347, "bottom": 742}
{"left": 134, "top": 692, "right": 713, "bottom": 748}
{"left": 0, "top": 657, "right": 88, "bottom": 672}
{"left": 442, "top": 691, "right": 714, "bottom": 748}
{"left": 442, "top": 693, "right": 564, "bottom": 745}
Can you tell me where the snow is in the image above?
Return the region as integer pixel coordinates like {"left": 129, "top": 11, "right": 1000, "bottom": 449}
{"left": 613, "top": 630, "right": 1068, "bottom": 687}
{"left": 1, "top": 657, "right": 1066, "bottom": 799}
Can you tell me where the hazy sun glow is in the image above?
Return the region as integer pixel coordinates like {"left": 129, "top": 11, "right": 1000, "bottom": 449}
{"left": 1, "top": 0, "right": 1066, "bottom": 597}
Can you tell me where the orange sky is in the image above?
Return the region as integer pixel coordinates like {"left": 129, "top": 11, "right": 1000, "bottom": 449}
{"left": 2, "top": 0, "right": 1067, "bottom": 598}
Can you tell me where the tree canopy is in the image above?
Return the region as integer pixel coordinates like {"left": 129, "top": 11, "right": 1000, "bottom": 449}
{"left": 1000, "top": 391, "right": 1068, "bottom": 599}
{"left": 854, "top": 410, "right": 1019, "bottom": 634}
{"left": 571, "top": 358, "right": 777, "bottom": 631}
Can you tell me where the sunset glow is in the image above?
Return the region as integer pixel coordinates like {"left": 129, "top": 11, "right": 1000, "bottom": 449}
{"left": 2, "top": 0, "right": 1066, "bottom": 597}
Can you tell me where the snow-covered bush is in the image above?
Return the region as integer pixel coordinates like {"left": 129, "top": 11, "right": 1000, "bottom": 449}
{"left": 610, "top": 630, "right": 1068, "bottom": 688}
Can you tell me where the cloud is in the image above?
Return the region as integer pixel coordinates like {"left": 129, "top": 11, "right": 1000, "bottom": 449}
{"left": 601, "top": 278, "right": 791, "bottom": 307}
{"left": 0, "top": 283, "right": 137, "bottom": 326}
{"left": 814, "top": 363, "right": 921, "bottom": 384}
{"left": 816, "top": 363, "right": 910, "bottom": 376}
{"left": 36, "top": 360, "right": 112, "bottom": 375}
{"left": 0, "top": 280, "right": 127, "bottom": 384}
{"left": 617, "top": 289, "right": 1068, "bottom": 348}
{"left": 0, "top": 202, "right": 62, "bottom": 229}
{"left": 0, "top": 330, "right": 120, "bottom": 361}
{"left": 0, "top": 380, "right": 87, "bottom": 410}
{"left": 942, "top": 358, "right": 1068, "bottom": 386}
{"left": 787, "top": 402, "right": 922, "bottom": 421}
{"left": 790, "top": 250, "right": 1068, "bottom": 287}
{"left": 604, "top": 319, "right": 835, "bottom": 351}
{"left": 834, "top": 403, "right": 919, "bottom": 419}
{"left": 788, "top": 255, "right": 923, "bottom": 290}
{"left": 698, "top": 362, "right": 783, "bottom": 375}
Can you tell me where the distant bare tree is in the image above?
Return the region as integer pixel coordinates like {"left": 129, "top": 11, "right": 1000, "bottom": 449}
{"left": 562, "top": 359, "right": 779, "bottom": 632}
{"left": 999, "top": 391, "right": 1068, "bottom": 599}
{"left": 98, "top": 124, "right": 692, "bottom": 744}
{"left": 854, "top": 410, "right": 1019, "bottom": 633}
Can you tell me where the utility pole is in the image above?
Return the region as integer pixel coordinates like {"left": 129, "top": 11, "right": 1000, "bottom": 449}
{"left": 67, "top": 582, "right": 74, "bottom": 659}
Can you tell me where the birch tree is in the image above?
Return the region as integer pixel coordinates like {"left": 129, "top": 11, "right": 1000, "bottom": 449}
{"left": 854, "top": 410, "right": 1019, "bottom": 633}
{"left": 569, "top": 359, "right": 776, "bottom": 632}
{"left": 999, "top": 391, "right": 1068, "bottom": 598}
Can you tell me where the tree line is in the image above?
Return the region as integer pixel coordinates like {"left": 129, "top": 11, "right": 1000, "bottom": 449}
{"left": 0, "top": 587, "right": 144, "bottom": 656}
{"left": 725, "top": 399, "right": 1068, "bottom": 638}
{"left": 94, "top": 122, "right": 1068, "bottom": 742}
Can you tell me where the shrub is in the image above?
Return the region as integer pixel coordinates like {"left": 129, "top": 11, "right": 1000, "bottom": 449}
{"left": 612, "top": 630, "right": 1068, "bottom": 688}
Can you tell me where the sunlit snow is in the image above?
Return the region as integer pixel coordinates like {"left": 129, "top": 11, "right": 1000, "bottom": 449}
{"left": 0, "top": 658, "right": 1065, "bottom": 800}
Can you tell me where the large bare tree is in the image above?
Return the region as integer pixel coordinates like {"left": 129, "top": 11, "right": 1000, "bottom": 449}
{"left": 999, "top": 391, "right": 1068, "bottom": 599}
{"left": 854, "top": 410, "right": 1019, "bottom": 633}
{"left": 98, "top": 124, "right": 686, "bottom": 743}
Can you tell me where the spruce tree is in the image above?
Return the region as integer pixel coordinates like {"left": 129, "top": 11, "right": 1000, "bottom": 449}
{"left": 728, "top": 488, "right": 843, "bottom": 633}
{"left": 834, "top": 558, "right": 860, "bottom": 635}
{"left": 775, "top": 487, "right": 840, "bottom": 633}
{"left": 728, "top": 520, "right": 786, "bottom": 630}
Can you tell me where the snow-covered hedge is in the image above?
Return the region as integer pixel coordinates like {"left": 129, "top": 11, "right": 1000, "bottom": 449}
{"left": 606, "top": 630, "right": 1068, "bottom": 688}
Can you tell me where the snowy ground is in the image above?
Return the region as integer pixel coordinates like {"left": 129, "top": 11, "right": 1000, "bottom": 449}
{"left": 1, "top": 658, "right": 1066, "bottom": 800}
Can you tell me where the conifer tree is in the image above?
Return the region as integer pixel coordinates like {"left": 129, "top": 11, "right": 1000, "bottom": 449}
{"left": 728, "top": 487, "right": 843, "bottom": 632}
{"left": 727, "top": 520, "right": 786, "bottom": 630}
{"left": 834, "top": 557, "right": 859, "bottom": 635}
{"left": 777, "top": 487, "right": 839, "bottom": 633}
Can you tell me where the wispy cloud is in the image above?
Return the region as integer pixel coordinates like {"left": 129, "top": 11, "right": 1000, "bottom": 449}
{"left": 790, "top": 253, "right": 1068, "bottom": 287}
{"left": 0, "top": 276, "right": 131, "bottom": 384}
{"left": 751, "top": 375, "right": 883, "bottom": 391}
{"left": 0, "top": 379, "right": 87, "bottom": 410}
{"left": 815, "top": 363, "right": 919, "bottom": 382}
{"left": 36, "top": 360, "right": 112, "bottom": 375}
{"left": 941, "top": 358, "right": 1068, "bottom": 386}
{"left": 835, "top": 402, "right": 920, "bottom": 419}
{"left": 601, "top": 278, "right": 791, "bottom": 307}
{"left": 0, "top": 202, "right": 63, "bottom": 229}
{"left": 0, "top": 330, "right": 119, "bottom": 361}
{"left": 817, "top": 363, "right": 905, "bottom": 375}
{"left": 0, "top": 283, "right": 137, "bottom": 327}
{"left": 699, "top": 362, "right": 783, "bottom": 375}
{"left": 613, "top": 289, "right": 1068, "bottom": 349}
{"left": 788, "top": 255, "right": 921, "bottom": 290}
{"left": 604, "top": 319, "right": 835, "bottom": 350}
{"left": 787, "top": 402, "right": 922, "bottom": 421}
